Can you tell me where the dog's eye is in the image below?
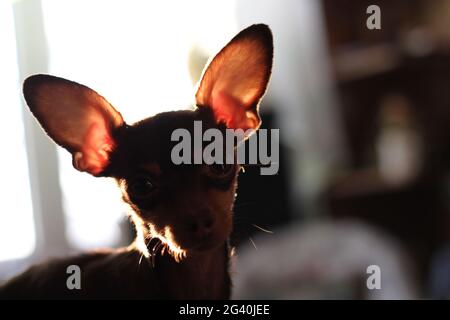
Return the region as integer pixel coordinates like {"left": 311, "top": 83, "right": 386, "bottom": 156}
{"left": 127, "top": 174, "right": 156, "bottom": 198}
{"left": 208, "top": 164, "right": 234, "bottom": 178}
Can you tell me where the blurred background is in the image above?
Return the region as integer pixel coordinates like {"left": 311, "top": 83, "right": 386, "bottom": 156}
{"left": 2, "top": 0, "right": 450, "bottom": 299}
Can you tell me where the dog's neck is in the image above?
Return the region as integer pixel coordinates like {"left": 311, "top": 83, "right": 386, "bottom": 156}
{"left": 148, "top": 241, "right": 230, "bottom": 299}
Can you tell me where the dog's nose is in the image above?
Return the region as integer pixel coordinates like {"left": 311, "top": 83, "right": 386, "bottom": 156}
{"left": 186, "top": 209, "right": 216, "bottom": 239}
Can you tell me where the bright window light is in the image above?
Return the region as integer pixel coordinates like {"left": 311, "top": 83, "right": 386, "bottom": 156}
{"left": 0, "top": 1, "right": 36, "bottom": 261}
{"left": 40, "top": 0, "right": 237, "bottom": 249}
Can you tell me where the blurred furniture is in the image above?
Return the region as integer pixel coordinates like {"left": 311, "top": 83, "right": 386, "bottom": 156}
{"left": 321, "top": 0, "right": 450, "bottom": 289}
{"left": 233, "top": 221, "right": 418, "bottom": 299}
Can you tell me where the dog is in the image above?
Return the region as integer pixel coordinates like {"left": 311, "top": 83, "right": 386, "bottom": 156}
{"left": 0, "top": 24, "right": 273, "bottom": 299}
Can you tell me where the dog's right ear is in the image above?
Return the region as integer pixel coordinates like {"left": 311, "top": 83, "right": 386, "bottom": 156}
{"left": 23, "top": 74, "right": 124, "bottom": 176}
{"left": 195, "top": 24, "right": 273, "bottom": 134}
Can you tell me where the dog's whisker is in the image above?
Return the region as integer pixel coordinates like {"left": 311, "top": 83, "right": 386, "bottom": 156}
{"left": 249, "top": 237, "right": 258, "bottom": 251}
{"left": 252, "top": 224, "right": 274, "bottom": 234}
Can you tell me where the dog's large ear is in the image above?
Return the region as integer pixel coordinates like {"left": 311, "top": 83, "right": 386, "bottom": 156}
{"left": 23, "top": 74, "right": 124, "bottom": 176}
{"left": 195, "top": 24, "right": 273, "bottom": 134}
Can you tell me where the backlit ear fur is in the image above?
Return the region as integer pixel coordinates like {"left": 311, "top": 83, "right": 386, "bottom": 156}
{"left": 195, "top": 24, "right": 273, "bottom": 133}
{"left": 23, "top": 74, "right": 124, "bottom": 176}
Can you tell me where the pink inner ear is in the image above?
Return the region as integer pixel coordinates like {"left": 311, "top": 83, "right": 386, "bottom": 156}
{"left": 211, "top": 91, "right": 258, "bottom": 131}
{"left": 76, "top": 122, "right": 115, "bottom": 175}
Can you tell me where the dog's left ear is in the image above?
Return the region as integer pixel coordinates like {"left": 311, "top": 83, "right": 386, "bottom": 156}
{"left": 195, "top": 24, "right": 273, "bottom": 134}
